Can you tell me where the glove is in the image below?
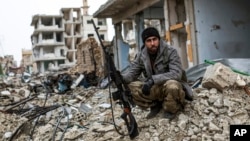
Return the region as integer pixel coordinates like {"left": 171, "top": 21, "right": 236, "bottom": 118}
{"left": 142, "top": 78, "right": 154, "bottom": 96}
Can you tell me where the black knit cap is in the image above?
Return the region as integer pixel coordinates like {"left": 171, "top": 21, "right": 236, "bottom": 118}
{"left": 141, "top": 27, "right": 160, "bottom": 43}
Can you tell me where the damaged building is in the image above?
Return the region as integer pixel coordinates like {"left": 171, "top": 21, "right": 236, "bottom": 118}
{"left": 1, "top": 0, "right": 250, "bottom": 141}
{"left": 31, "top": 14, "right": 67, "bottom": 73}
{"left": 31, "top": 0, "right": 109, "bottom": 73}
{"left": 93, "top": 0, "right": 250, "bottom": 71}
{"left": 0, "top": 55, "right": 21, "bottom": 75}
{"left": 20, "top": 49, "right": 37, "bottom": 74}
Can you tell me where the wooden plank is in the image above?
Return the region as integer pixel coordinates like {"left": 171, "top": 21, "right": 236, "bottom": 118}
{"left": 165, "top": 31, "right": 171, "bottom": 43}
{"left": 186, "top": 24, "right": 191, "bottom": 40}
{"left": 169, "top": 23, "right": 184, "bottom": 31}
{"left": 187, "top": 44, "right": 193, "bottom": 62}
{"left": 112, "top": 0, "right": 160, "bottom": 24}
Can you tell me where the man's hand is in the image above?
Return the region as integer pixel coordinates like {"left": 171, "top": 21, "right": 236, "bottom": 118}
{"left": 142, "top": 78, "right": 154, "bottom": 95}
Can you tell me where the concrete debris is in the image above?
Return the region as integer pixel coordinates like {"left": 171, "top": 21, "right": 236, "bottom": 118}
{"left": 202, "top": 62, "right": 250, "bottom": 91}
{"left": 0, "top": 62, "right": 250, "bottom": 140}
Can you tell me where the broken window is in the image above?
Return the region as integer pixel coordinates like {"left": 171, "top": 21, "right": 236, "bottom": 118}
{"left": 55, "top": 18, "right": 62, "bottom": 28}
{"left": 87, "top": 20, "right": 92, "bottom": 24}
{"left": 41, "top": 17, "right": 53, "bottom": 26}
{"left": 100, "top": 34, "right": 105, "bottom": 40}
{"left": 74, "top": 24, "right": 81, "bottom": 35}
{"left": 76, "top": 38, "right": 81, "bottom": 45}
{"left": 67, "top": 52, "right": 73, "bottom": 62}
{"left": 42, "top": 32, "right": 54, "bottom": 42}
{"left": 97, "top": 18, "right": 106, "bottom": 26}
{"left": 56, "top": 33, "right": 63, "bottom": 42}
{"left": 43, "top": 47, "right": 54, "bottom": 55}
{"left": 44, "top": 61, "right": 53, "bottom": 70}
{"left": 98, "top": 21, "right": 103, "bottom": 25}
{"left": 73, "top": 11, "right": 78, "bottom": 22}
{"left": 88, "top": 34, "right": 94, "bottom": 37}
{"left": 60, "top": 49, "right": 65, "bottom": 57}
{"left": 58, "top": 60, "right": 65, "bottom": 65}
{"left": 63, "top": 10, "right": 70, "bottom": 21}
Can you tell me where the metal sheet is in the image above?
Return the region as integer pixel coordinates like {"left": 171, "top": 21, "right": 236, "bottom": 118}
{"left": 186, "top": 58, "right": 250, "bottom": 82}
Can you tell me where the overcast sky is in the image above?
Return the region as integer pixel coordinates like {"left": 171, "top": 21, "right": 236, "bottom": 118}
{"left": 0, "top": 0, "right": 112, "bottom": 65}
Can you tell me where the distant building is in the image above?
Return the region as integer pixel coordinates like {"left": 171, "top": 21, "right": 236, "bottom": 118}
{"left": 0, "top": 55, "right": 21, "bottom": 75}
{"left": 20, "top": 49, "right": 37, "bottom": 74}
{"left": 30, "top": 0, "right": 108, "bottom": 73}
{"left": 31, "top": 14, "right": 67, "bottom": 73}
{"left": 81, "top": 0, "right": 108, "bottom": 42}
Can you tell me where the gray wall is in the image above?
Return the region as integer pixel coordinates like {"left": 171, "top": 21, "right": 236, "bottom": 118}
{"left": 193, "top": 0, "right": 250, "bottom": 63}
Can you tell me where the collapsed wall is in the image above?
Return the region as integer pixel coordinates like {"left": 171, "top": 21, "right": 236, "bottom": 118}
{"left": 73, "top": 37, "right": 105, "bottom": 78}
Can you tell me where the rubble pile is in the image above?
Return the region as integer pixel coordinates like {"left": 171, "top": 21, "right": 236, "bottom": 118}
{"left": 0, "top": 63, "right": 250, "bottom": 141}
{"left": 0, "top": 113, "right": 28, "bottom": 140}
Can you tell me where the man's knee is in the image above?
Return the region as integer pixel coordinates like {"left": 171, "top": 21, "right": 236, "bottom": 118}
{"left": 164, "top": 80, "right": 182, "bottom": 90}
{"left": 162, "top": 80, "right": 185, "bottom": 113}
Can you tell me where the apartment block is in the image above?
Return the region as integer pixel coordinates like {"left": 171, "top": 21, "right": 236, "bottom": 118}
{"left": 31, "top": 14, "right": 66, "bottom": 73}
{"left": 30, "top": 0, "right": 109, "bottom": 73}
{"left": 30, "top": 7, "right": 83, "bottom": 73}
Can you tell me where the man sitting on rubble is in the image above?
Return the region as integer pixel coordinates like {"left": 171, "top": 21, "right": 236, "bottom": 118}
{"left": 122, "top": 27, "right": 192, "bottom": 119}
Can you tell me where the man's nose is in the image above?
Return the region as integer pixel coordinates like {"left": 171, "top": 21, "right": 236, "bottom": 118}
{"left": 150, "top": 40, "right": 155, "bottom": 45}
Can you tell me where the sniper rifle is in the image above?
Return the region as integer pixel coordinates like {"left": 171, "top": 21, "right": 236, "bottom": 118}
{"left": 91, "top": 19, "right": 139, "bottom": 139}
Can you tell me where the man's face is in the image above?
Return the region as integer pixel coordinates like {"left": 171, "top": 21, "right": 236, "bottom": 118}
{"left": 145, "top": 36, "right": 160, "bottom": 54}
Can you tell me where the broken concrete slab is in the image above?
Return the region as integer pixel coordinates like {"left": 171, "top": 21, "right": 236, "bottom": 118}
{"left": 202, "top": 62, "right": 246, "bottom": 91}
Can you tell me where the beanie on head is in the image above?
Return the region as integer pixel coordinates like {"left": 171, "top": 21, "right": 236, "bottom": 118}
{"left": 141, "top": 27, "right": 160, "bottom": 43}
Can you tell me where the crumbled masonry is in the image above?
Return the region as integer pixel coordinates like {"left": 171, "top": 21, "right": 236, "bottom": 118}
{"left": 1, "top": 63, "right": 250, "bottom": 141}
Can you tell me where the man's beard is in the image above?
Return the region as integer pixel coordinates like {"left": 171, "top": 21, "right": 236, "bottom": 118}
{"left": 148, "top": 46, "right": 158, "bottom": 54}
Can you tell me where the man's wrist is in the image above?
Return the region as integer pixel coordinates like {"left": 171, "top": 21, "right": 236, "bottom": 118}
{"left": 147, "top": 78, "right": 154, "bottom": 87}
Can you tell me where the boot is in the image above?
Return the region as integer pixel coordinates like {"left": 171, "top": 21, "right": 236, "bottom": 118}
{"left": 146, "top": 102, "right": 162, "bottom": 119}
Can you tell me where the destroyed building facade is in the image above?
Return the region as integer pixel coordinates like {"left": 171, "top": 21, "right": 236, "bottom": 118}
{"left": 94, "top": 0, "right": 250, "bottom": 71}
{"left": 30, "top": 0, "right": 108, "bottom": 73}
{"left": 31, "top": 14, "right": 67, "bottom": 73}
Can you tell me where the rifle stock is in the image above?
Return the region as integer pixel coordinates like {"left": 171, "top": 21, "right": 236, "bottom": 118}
{"left": 91, "top": 19, "right": 139, "bottom": 139}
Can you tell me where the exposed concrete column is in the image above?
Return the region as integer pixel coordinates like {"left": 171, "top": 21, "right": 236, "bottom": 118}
{"left": 40, "top": 62, "right": 45, "bottom": 73}
{"left": 38, "top": 17, "right": 41, "bottom": 26}
{"left": 52, "top": 17, "right": 55, "bottom": 26}
{"left": 70, "top": 9, "right": 73, "bottom": 21}
{"left": 54, "top": 60, "right": 58, "bottom": 67}
{"left": 134, "top": 12, "right": 144, "bottom": 52}
{"left": 53, "top": 32, "right": 56, "bottom": 43}
{"left": 39, "top": 47, "right": 43, "bottom": 59}
{"left": 38, "top": 33, "right": 42, "bottom": 43}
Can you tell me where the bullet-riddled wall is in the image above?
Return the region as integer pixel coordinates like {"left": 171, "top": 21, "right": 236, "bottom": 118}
{"left": 193, "top": 0, "right": 250, "bottom": 63}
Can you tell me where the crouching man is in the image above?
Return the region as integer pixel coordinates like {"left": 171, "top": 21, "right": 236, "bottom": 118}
{"left": 122, "top": 27, "right": 192, "bottom": 119}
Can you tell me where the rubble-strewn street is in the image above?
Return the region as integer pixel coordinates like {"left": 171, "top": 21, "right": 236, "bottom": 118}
{"left": 1, "top": 62, "right": 250, "bottom": 141}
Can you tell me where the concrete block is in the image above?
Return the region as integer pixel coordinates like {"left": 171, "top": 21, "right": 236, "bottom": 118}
{"left": 202, "top": 63, "right": 237, "bottom": 91}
